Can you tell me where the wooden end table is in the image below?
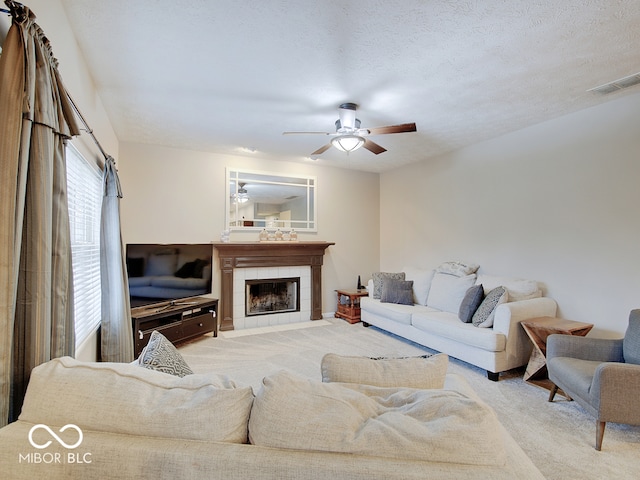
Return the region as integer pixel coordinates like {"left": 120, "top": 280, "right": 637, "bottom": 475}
{"left": 521, "top": 316, "right": 593, "bottom": 391}
{"left": 334, "top": 289, "right": 368, "bottom": 324}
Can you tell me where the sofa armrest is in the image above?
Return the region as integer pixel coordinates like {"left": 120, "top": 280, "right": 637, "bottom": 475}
{"left": 547, "top": 335, "right": 624, "bottom": 363}
{"left": 492, "top": 298, "right": 558, "bottom": 366}
{"left": 493, "top": 297, "right": 558, "bottom": 337}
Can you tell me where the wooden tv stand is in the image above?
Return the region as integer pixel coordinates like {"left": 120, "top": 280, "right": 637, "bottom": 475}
{"left": 130, "top": 297, "right": 218, "bottom": 356}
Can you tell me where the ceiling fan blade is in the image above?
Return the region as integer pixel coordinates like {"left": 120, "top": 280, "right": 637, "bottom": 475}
{"left": 363, "top": 139, "right": 386, "bottom": 155}
{"left": 283, "top": 131, "right": 331, "bottom": 135}
{"left": 366, "top": 123, "right": 417, "bottom": 135}
{"left": 311, "top": 143, "right": 332, "bottom": 155}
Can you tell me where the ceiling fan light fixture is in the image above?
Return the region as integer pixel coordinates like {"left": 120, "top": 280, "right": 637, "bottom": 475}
{"left": 234, "top": 183, "right": 250, "bottom": 203}
{"left": 332, "top": 135, "right": 365, "bottom": 153}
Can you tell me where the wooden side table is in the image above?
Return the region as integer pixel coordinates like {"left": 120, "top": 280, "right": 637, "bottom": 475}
{"left": 521, "top": 316, "right": 593, "bottom": 391}
{"left": 334, "top": 289, "right": 368, "bottom": 324}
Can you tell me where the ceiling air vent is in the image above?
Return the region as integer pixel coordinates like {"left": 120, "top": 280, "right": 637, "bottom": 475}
{"left": 588, "top": 72, "right": 640, "bottom": 95}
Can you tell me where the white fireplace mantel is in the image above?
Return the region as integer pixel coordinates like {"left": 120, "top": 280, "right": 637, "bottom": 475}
{"left": 212, "top": 242, "right": 334, "bottom": 331}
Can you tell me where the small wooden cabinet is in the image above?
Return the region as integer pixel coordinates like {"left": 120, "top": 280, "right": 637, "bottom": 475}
{"left": 335, "top": 289, "right": 368, "bottom": 324}
{"left": 131, "top": 297, "right": 218, "bottom": 356}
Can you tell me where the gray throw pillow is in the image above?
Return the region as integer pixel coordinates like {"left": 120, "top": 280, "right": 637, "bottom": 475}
{"left": 459, "top": 284, "right": 484, "bottom": 323}
{"left": 137, "top": 330, "right": 193, "bottom": 377}
{"left": 380, "top": 279, "right": 414, "bottom": 305}
{"left": 472, "top": 286, "right": 508, "bottom": 328}
{"left": 372, "top": 272, "right": 405, "bottom": 299}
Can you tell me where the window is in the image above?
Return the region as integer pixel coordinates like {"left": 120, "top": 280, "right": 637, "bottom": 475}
{"left": 66, "top": 143, "right": 102, "bottom": 348}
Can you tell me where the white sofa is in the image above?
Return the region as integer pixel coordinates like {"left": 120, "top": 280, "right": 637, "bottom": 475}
{"left": 361, "top": 263, "right": 558, "bottom": 380}
{"left": 0, "top": 356, "right": 546, "bottom": 480}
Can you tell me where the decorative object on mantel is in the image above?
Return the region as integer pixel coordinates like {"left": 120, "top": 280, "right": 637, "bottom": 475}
{"left": 220, "top": 229, "right": 230, "bottom": 243}
{"left": 258, "top": 228, "right": 299, "bottom": 242}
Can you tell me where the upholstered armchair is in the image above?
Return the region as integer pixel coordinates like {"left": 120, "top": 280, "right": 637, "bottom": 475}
{"left": 546, "top": 309, "right": 640, "bottom": 450}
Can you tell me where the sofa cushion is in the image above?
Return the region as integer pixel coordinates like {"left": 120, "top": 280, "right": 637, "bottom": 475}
{"left": 402, "top": 267, "right": 435, "bottom": 305}
{"left": 321, "top": 353, "right": 448, "bottom": 389}
{"left": 248, "top": 370, "right": 506, "bottom": 466}
{"left": 412, "top": 311, "right": 507, "bottom": 352}
{"left": 380, "top": 279, "right": 414, "bottom": 305}
{"left": 372, "top": 272, "right": 405, "bottom": 299}
{"left": 137, "top": 330, "right": 194, "bottom": 377}
{"left": 19, "top": 357, "right": 254, "bottom": 444}
{"left": 436, "top": 261, "right": 480, "bottom": 277}
{"left": 459, "top": 284, "right": 485, "bottom": 323}
{"left": 427, "top": 273, "right": 477, "bottom": 314}
{"left": 476, "top": 274, "right": 541, "bottom": 302}
{"left": 361, "top": 297, "right": 433, "bottom": 325}
{"left": 145, "top": 252, "right": 179, "bottom": 276}
{"left": 128, "top": 276, "right": 152, "bottom": 287}
{"left": 472, "top": 286, "right": 508, "bottom": 328}
{"left": 548, "top": 357, "right": 600, "bottom": 399}
{"left": 150, "top": 275, "right": 209, "bottom": 289}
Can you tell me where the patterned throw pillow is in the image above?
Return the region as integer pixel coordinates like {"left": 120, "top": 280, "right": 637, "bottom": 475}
{"left": 137, "top": 330, "right": 193, "bottom": 377}
{"left": 380, "top": 279, "right": 414, "bottom": 305}
{"left": 458, "top": 284, "right": 485, "bottom": 323}
{"left": 435, "top": 261, "right": 480, "bottom": 277}
{"left": 372, "top": 272, "right": 405, "bottom": 299}
{"left": 472, "top": 286, "right": 508, "bottom": 328}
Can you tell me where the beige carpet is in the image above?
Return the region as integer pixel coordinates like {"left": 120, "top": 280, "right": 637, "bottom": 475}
{"left": 178, "top": 318, "right": 639, "bottom": 480}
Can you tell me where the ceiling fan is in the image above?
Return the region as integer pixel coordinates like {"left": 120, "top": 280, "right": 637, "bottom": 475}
{"left": 283, "top": 103, "right": 417, "bottom": 156}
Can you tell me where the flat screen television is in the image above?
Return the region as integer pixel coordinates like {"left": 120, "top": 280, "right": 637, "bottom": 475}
{"left": 125, "top": 243, "right": 213, "bottom": 308}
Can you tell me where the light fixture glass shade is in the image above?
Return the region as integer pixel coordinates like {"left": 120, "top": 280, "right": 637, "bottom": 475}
{"left": 236, "top": 187, "right": 249, "bottom": 203}
{"left": 332, "top": 135, "right": 365, "bottom": 153}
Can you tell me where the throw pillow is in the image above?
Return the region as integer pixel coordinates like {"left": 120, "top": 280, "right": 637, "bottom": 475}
{"left": 426, "top": 273, "right": 477, "bottom": 314}
{"left": 380, "top": 279, "right": 414, "bottom": 305}
{"left": 459, "top": 284, "right": 484, "bottom": 323}
{"left": 435, "top": 261, "right": 480, "bottom": 277}
{"left": 372, "top": 272, "right": 405, "bottom": 299}
{"left": 472, "top": 286, "right": 508, "bottom": 328}
{"left": 402, "top": 267, "right": 435, "bottom": 305}
{"left": 476, "top": 274, "right": 541, "bottom": 301}
{"left": 137, "top": 330, "right": 193, "bottom": 377}
{"left": 174, "top": 260, "right": 197, "bottom": 278}
{"left": 126, "top": 257, "right": 145, "bottom": 277}
{"left": 192, "top": 258, "right": 209, "bottom": 278}
{"left": 321, "top": 352, "right": 448, "bottom": 389}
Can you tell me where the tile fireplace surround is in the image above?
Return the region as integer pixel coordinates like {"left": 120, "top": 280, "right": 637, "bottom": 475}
{"left": 212, "top": 242, "right": 334, "bottom": 331}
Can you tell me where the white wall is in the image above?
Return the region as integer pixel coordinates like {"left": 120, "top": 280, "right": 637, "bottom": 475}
{"left": 380, "top": 93, "right": 640, "bottom": 336}
{"left": 1, "top": 1, "right": 119, "bottom": 360}
{"left": 117, "top": 142, "right": 380, "bottom": 318}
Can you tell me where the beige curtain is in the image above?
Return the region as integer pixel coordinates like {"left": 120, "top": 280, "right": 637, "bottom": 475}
{"left": 0, "top": 2, "right": 80, "bottom": 426}
{"left": 100, "top": 156, "right": 134, "bottom": 362}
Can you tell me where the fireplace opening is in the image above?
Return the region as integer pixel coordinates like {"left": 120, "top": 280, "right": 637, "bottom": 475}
{"left": 246, "top": 277, "right": 300, "bottom": 316}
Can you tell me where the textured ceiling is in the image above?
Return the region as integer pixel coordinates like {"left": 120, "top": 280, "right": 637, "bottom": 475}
{"left": 59, "top": 0, "right": 640, "bottom": 173}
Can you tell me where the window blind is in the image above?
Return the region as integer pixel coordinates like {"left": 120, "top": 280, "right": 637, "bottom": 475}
{"left": 66, "top": 143, "right": 102, "bottom": 348}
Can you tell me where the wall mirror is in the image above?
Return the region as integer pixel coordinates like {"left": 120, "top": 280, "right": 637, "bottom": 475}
{"left": 226, "top": 169, "right": 317, "bottom": 231}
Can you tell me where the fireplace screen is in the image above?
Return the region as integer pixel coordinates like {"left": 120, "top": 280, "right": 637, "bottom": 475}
{"left": 246, "top": 277, "right": 300, "bottom": 316}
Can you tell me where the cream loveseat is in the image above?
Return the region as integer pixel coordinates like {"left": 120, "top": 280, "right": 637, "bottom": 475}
{"left": 361, "top": 262, "right": 558, "bottom": 380}
{"left": 0, "top": 355, "right": 546, "bottom": 480}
